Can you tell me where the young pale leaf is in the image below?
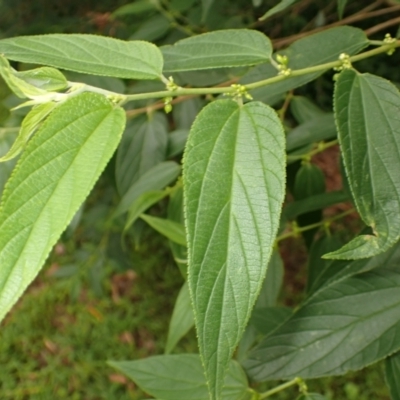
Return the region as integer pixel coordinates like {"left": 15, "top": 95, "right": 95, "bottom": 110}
{"left": 184, "top": 100, "right": 286, "bottom": 399}
{"left": 385, "top": 352, "right": 400, "bottom": 399}
{"left": 165, "top": 282, "right": 194, "bottom": 354}
{"left": 140, "top": 214, "right": 186, "bottom": 246}
{"left": 0, "top": 129, "right": 18, "bottom": 195}
{"left": 0, "top": 34, "right": 163, "bottom": 80}
{"left": 0, "top": 92, "right": 125, "bottom": 323}
{"left": 244, "top": 264, "right": 400, "bottom": 381}
{"left": 16, "top": 67, "right": 68, "bottom": 91}
{"left": 0, "top": 55, "right": 47, "bottom": 98}
{"left": 109, "top": 354, "right": 249, "bottom": 400}
{"left": 259, "top": 0, "right": 299, "bottom": 21}
{"left": 325, "top": 70, "right": 400, "bottom": 259}
{"left": 0, "top": 102, "right": 57, "bottom": 162}
{"left": 162, "top": 30, "right": 272, "bottom": 73}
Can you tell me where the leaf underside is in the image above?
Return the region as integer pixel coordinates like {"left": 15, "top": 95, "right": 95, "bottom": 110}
{"left": 184, "top": 100, "right": 286, "bottom": 399}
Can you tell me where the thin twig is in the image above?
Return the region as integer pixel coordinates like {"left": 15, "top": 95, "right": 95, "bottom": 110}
{"left": 365, "top": 15, "right": 400, "bottom": 35}
{"left": 273, "top": 3, "right": 400, "bottom": 48}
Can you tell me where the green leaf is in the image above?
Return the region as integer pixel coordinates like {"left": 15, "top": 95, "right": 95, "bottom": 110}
{"left": 244, "top": 263, "right": 400, "bottom": 381}
{"left": 286, "top": 114, "right": 336, "bottom": 152}
{"left": 168, "top": 186, "right": 188, "bottom": 276}
{"left": 140, "top": 214, "right": 186, "bottom": 245}
{"left": 201, "top": 0, "right": 215, "bottom": 21}
{"left": 165, "top": 282, "right": 194, "bottom": 353}
{"left": 124, "top": 190, "right": 169, "bottom": 233}
{"left": 112, "top": 0, "right": 158, "bottom": 17}
{"left": 0, "top": 102, "right": 57, "bottom": 162}
{"left": 241, "top": 26, "right": 368, "bottom": 104}
{"left": 337, "top": 0, "right": 349, "bottom": 19}
{"left": 251, "top": 306, "right": 292, "bottom": 335}
{"left": 0, "top": 34, "right": 163, "bottom": 80}
{"left": 0, "top": 128, "right": 18, "bottom": 195}
{"left": 184, "top": 100, "right": 286, "bottom": 399}
{"left": 297, "top": 394, "right": 328, "bottom": 400}
{"left": 290, "top": 96, "right": 326, "bottom": 124}
{"left": 283, "top": 190, "right": 349, "bottom": 220}
{"left": 172, "top": 97, "right": 205, "bottom": 130}
{"left": 259, "top": 0, "right": 299, "bottom": 21}
{"left": 130, "top": 14, "right": 171, "bottom": 42}
{"left": 385, "top": 352, "right": 400, "bottom": 399}
{"left": 325, "top": 70, "right": 400, "bottom": 259}
{"left": 116, "top": 113, "right": 169, "bottom": 196}
{"left": 0, "top": 55, "right": 47, "bottom": 98}
{"left": 108, "top": 354, "right": 249, "bottom": 400}
{"left": 114, "top": 161, "right": 181, "bottom": 217}
{"left": 306, "top": 234, "right": 343, "bottom": 294}
{"left": 255, "top": 249, "right": 284, "bottom": 308}
{"left": 167, "top": 129, "right": 189, "bottom": 158}
{"left": 15, "top": 67, "right": 68, "bottom": 91}
{"left": 162, "top": 29, "right": 272, "bottom": 73}
{"left": 0, "top": 92, "right": 126, "bottom": 323}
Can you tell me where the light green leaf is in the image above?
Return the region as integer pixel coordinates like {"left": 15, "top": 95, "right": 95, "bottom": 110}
{"left": 140, "top": 214, "right": 186, "bottom": 245}
{"left": 108, "top": 354, "right": 249, "bottom": 400}
{"left": 241, "top": 26, "right": 369, "bottom": 104}
{"left": 162, "top": 29, "right": 272, "bottom": 73}
{"left": 124, "top": 190, "right": 169, "bottom": 233}
{"left": 337, "top": 0, "right": 349, "bottom": 19}
{"left": 184, "top": 100, "right": 285, "bottom": 399}
{"left": 114, "top": 161, "right": 181, "bottom": 217}
{"left": 325, "top": 70, "right": 400, "bottom": 259}
{"left": 0, "top": 102, "right": 57, "bottom": 162}
{"left": 259, "top": 0, "right": 299, "bottom": 21}
{"left": 0, "top": 55, "right": 47, "bottom": 98}
{"left": 385, "top": 352, "right": 400, "bottom": 399}
{"left": 15, "top": 67, "right": 68, "bottom": 91}
{"left": 165, "top": 282, "right": 194, "bottom": 353}
{"left": 0, "top": 92, "right": 126, "bottom": 323}
{"left": 244, "top": 263, "right": 400, "bottom": 381}
{"left": 0, "top": 34, "right": 163, "bottom": 80}
{"left": 116, "top": 112, "right": 169, "bottom": 197}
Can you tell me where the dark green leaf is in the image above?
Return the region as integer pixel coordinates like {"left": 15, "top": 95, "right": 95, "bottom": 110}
{"left": 286, "top": 114, "right": 336, "bottom": 152}
{"left": 244, "top": 264, "right": 400, "bottom": 381}
{"left": 184, "top": 100, "right": 285, "bottom": 399}
{"left": 337, "top": 0, "right": 349, "bottom": 19}
{"left": 290, "top": 96, "right": 326, "bottom": 124}
{"left": 326, "top": 70, "right": 400, "bottom": 259}
{"left": 0, "top": 34, "right": 163, "bottom": 80}
{"left": 112, "top": 0, "right": 158, "bottom": 17}
{"left": 297, "top": 394, "right": 328, "bottom": 400}
{"left": 259, "top": 0, "right": 299, "bottom": 21}
{"left": 241, "top": 27, "right": 369, "bottom": 104}
{"left": 116, "top": 113, "right": 169, "bottom": 196}
{"left": 167, "top": 129, "right": 189, "bottom": 158}
{"left": 109, "top": 354, "right": 249, "bottom": 400}
{"left": 0, "top": 93, "right": 126, "bottom": 322}
{"left": 251, "top": 307, "right": 292, "bottom": 335}
{"left": 385, "top": 352, "right": 400, "bottom": 400}
{"left": 283, "top": 191, "right": 349, "bottom": 220}
{"left": 165, "top": 282, "right": 194, "bottom": 353}
{"left": 162, "top": 29, "right": 272, "bottom": 72}
{"left": 114, "top": 161, "right": 181, "bottom": 217}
